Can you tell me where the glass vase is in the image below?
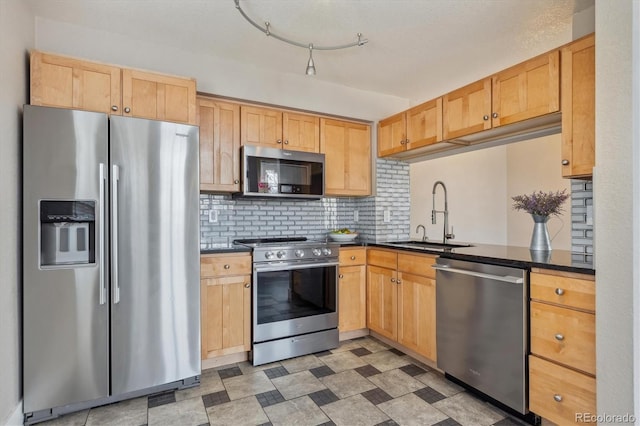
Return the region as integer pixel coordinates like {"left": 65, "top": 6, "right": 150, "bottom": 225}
{"left": 530, "top": 214, "right": 552, "bottom": 251}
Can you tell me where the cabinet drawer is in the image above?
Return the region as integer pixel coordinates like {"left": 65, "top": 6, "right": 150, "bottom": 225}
{"left": 529, "top": 355, "right": 596, "bottom": 425}
{"left": 530, "top": 301, "right": 595, "bottom": 375}
{"left": 397, "top": 253, "right": 436, "bottom": 279}
{"left": 201, "top": 253, "right": 252, "bottom": 277}
{"left": 339, "top": 247, "right": 366, "bottom": 266}
{"left": 530, "top": 270, "right": 595, "bottom": 312}
{"left": 367, "top": 248, "right": 397, "bottom": 269}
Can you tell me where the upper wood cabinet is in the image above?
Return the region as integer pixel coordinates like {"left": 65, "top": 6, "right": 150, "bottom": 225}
{"left": 443, "top": 50, "right": 560, "bottom": 139}
{"left": 321, "top": 118, "right": 371, "bottom": 196}
{"left": 198, "top": 96, "right": 241, "bottom": 192}
{"left": 561, "top": 34, "right": 595, "bottom": 178}
{"left": 378, "top": 98, "right": 442, "bottom": 157}
{"left": 122, "top": 69, "right": 196, "bottom": 124}
{"left": 30, "top": 50, "right": 197, "bottom": 125}
{"left": 240, "top": 106, "right": 320, "bottom": 152}
{"left": 30, "top": 50, "right": 121, "bottom": 115}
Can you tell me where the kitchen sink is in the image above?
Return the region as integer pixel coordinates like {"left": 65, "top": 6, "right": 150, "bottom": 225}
{"left": 385, "top": 240, "right": 473, "bottom": 249}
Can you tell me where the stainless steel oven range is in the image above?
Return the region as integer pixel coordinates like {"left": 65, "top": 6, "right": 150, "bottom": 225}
{"left": 234, "top": 237, "right": 339, "bottom": 365}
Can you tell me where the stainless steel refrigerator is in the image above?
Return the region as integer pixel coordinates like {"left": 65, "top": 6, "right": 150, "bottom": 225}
{"left": 22, "top": 105, "right": 200, "bottom": 424}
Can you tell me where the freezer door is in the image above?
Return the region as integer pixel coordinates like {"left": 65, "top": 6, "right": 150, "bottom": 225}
{"left": 110, "top": 116, "right": 200, "bottom": 395}
{"left": 23, "top": 105, "right": 109, "bottom": 413}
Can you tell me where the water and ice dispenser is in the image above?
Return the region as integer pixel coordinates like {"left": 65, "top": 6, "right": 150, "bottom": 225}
{"left": 40, "top": 200, "right": 96, "bottom": 267}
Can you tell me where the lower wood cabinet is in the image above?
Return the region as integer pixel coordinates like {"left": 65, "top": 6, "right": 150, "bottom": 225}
{"left": 366, "top": 248, "right": 437, "bottom": 362}
{"left": 529, "top": 268, "right": 596, "bottom": 425}
{"left": 200, "top": 253, "right": 252, "bottom": 360}
{"left": 338, "top": 247, "right": 367, "bottom": 333}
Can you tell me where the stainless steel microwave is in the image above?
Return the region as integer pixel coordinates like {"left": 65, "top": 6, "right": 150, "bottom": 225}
{"left": 240, "top": 145, "right": 325, "bottom": 199}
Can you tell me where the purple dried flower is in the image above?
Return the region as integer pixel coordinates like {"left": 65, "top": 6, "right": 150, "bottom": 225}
{"left": 511, "top": 189, "right": 570, "bottom": 217}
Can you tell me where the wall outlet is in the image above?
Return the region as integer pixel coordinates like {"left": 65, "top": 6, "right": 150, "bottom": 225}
{"left": 208, "top": 210, "right": 218, "bottom": 223}
{"left": 383, "top": 209, "right": 391, "bottom": 223}
{"left": 354, "top": 210, "right": 359, "bottom": 223}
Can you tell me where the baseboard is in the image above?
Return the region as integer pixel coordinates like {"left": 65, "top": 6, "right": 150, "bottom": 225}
{"left": 369, "top": 331, "right": 439, "bottom": 371}
{"left": 339, "top": 328, "right": 369, "bottom": 341}
{"left": 5, "top": 399, "right": 23, "bottom": 426}
{"left": 201, "top": 352, "right": 248, "bottom": 370}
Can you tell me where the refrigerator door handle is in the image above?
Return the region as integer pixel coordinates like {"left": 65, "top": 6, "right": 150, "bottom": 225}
{"left": 112, "top": 164, "right": 120, "bottom": 304}
{"left": 99, "top": 163, "right": 106, "bottom": 305}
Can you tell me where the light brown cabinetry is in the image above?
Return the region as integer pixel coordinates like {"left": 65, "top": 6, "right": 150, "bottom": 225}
{"left": 529, "top": 268, "right": 596, "bottom": 425}
{"left": 241, "top": 105, "right": 320, "bottom": 152}
{"left": 561, "top": 34, "right": 595, "bottom": 178}
{"left": 197, "top": 97, "right": 241, "bottom": 192}
{"left": 378, "top": 98, "right": 443, "bottom": 157}
{"left": 30, "top": 50, "right": 197, "bottom": 124}
{"left": 200, "top": 253, "right": 252, "bottom": 360}
{"left": 366, "top": 248, "right": 437, "bottom": 361}
{"left": 338, "top": 247, "right": 367, "bottom": 333}
{"left": 320, "top": 118, "right": 371, "bottom": 196}
{"left": 443, "top": 50, "right": 559, "bottom": 139}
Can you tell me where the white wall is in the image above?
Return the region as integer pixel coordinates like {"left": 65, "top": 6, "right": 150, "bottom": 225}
{"left": 0, "top": 1, "right": 34, "bottom": 424}
{"left": 595, "top": 0, "right": 637, "bottom": 420}
{"left": 409, "top": 134, "right": 571, "bottom": 250}
{"left": 34, "top": 18, "right": 408, "bottom": 122}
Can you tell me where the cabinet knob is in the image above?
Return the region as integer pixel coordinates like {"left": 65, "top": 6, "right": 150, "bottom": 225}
{"left": 277, "top": 139, "right": 282, "bottom": 144}
{"left": 555, "top": 288, "right": 565, "bottom": 296}
{"left": 553, "top": 394, "right": 563, "bottom": 402}
{"left": 111, "top": 105, "right": 118, "bottom": 112}
{"left": 483, "top": 115, "right": 489, "bottom": 121}
{"left": 555, "top": 333, "right": 565, "bottom": 341}
{"left": 400, "top": 140, "right": 405, "bottom": 145}
{"left": 396, "top": 279, "right": 402, "bottom": 284}
{"left": 284, "top": 140, "right": 289, "bottom": 145}
{"left": 350, "top": 255, "right": 356, "bottom": 260}
{"left": 562, "top": 159, "right": 569, "bottom": 166}
{"left": 244, "top": 283, "right": 250, "bottom": 288}
{"left": 492, "top": 112, "right": 498, "bottom": 119}
{"left": 124, "top": 107, "right": 131, "bottom": 113}
{"left": 405, "top": 138, "right": 410, "bottom": 144}
{"left": 234, "top": 179, "right": 240, "bottom": 184}
{"left": 224, "top": 264, "right": 230, "bottom": 269}
{"left": 390, "top": 278, "right": 396, "bottom": 283}
{"left": 339, "top": 274, "right": 344, "bottom": 279}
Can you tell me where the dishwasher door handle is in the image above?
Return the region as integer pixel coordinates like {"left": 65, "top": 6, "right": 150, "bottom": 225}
{"left": 432, "top": 264, "right": 524, "bottom": 284}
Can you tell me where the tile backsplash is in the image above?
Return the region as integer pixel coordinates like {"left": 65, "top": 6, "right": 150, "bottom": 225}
{"left": 200, "top": 162, "right": 592, "bottom": 254}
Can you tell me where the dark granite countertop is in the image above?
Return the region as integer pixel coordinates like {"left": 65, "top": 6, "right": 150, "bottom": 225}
{"left": 200, "top": 243, "right": 252, "bottom": 255}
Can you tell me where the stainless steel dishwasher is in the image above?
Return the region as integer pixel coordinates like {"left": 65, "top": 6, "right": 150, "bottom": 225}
{"left": 434, "top": 257, "right": 528, "bottom": 415}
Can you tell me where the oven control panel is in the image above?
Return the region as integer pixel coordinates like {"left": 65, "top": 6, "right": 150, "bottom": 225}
{"left": 256, "top": 244, "right": 337, "bottom": 262}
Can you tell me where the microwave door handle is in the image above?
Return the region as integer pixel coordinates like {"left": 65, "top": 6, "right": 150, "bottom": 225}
{"left": 98, "top": 163, "right": 106, "bottom": 305}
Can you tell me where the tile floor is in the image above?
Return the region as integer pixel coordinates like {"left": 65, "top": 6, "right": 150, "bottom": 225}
{"left": 38, "top": 336, "right": 531, "bottom": 426}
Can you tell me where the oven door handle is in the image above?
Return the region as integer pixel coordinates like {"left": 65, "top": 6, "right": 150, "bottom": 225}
{"left": 254, "top": 261, "right": 338, "bottom": 273}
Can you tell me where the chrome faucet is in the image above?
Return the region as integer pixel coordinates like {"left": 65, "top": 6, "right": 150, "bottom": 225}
{"left": 415, "top": 224, "right": 427, "bottom": 242}
{"left": 431, "top": 181, "right": 455, "bottom": 244}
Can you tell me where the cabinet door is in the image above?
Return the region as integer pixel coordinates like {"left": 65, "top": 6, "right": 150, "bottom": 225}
{"left": 406, "top": 98, "right": 443, "bottom": 150}
{"left": 198, "top": 98, "right": 241, "bottom": 192}
{"left": 283, "top": 112, "right": 320, "bottom": 152}
{"left": 321, "top": 118, "right": 371, "bottom": 196}
{"left": 122, "top": 69, "right": 196, "bottom": 124}
{"left": 397, "top": 272, "right": 437, "bottom": 361}
{"left": 338, "top": 265, "right": 367, "bottom": 332}
{"left": 240, "top": 106, "right": 283, "bottom": 149}
{"left": 492, "top": 50, "right": 559, "bottom": 127}
{"left": 366, "top": 265, "right": 397, "bottom": 340}
{"left": 561, "top": 34, "right": 595, "bottom": 178}
{"left": 201, "top": 275, "right": 251, "bottom": 359}
{"left": 443, "top": 78, "right": 492, "bottom": 139}
{"left": 378, "top": 112, "right": 406, "bottom": 157}
{"left": 30, "top": 51, "right": 121, "bottom": 114}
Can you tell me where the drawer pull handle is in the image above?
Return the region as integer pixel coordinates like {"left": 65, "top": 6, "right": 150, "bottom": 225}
{"left": 553, "top": 394, "right": 563, "bottom": 402}
{"left": 390, "top": 278, "right": 396, "bottom": 283}
{"left": 350, "top": 255, "right": 356, "bottom": 260}
{"left": 339, "top": 274, "right": 344, "bottom": 279}
{"left": 555, "top": 288, "right": 565, "bottom": 296}
{"left": 244, "top": 283, "right": 250, "bottom": 288}
{"left": 555, "top": 334, "right": 565, "bottom": 341}
{"left": 224, "top": 264, "right": 230, "bottom": 269}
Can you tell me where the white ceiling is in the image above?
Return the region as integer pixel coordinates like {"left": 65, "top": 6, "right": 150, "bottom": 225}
{"left": 25, "top": 0, "right": 594, "bottom": 101}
